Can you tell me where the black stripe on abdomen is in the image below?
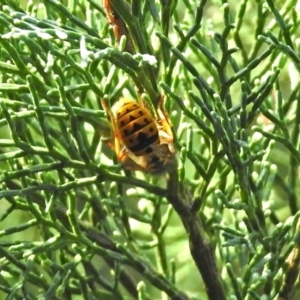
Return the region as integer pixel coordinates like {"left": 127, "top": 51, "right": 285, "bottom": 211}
{"left": 128, "top": 132, "right": 159, "bottom": 154}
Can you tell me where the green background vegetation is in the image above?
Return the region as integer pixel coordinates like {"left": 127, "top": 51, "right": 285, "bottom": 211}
{"left": 0, "top": 0, "right": 300, "bottom": 299}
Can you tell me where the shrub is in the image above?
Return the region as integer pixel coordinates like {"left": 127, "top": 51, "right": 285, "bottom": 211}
{"left": 0, "top": 0, "right": 299, "bottom": 299}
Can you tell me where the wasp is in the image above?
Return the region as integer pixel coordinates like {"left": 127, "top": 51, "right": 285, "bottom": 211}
{"left": 101, "top": 96, "right": 176, "bottom": 174}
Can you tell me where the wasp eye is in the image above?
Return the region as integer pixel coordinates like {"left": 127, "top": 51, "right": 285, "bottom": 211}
{"left": 149, "top": 127, "right": 154, "bottom": 132}
{"left": 149, "top": 155, "right": 160, "bottom": 163}
{"left": 145, "top": 147, "right": 153, "bottom": 154}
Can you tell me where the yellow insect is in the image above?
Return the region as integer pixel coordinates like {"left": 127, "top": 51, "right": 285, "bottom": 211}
{"left": 101, "top": 96, "right": 175, "bottom": 174}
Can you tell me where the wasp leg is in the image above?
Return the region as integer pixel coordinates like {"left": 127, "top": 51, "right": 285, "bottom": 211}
{"left": 101, "top": 99, "right": 123, "bottom": 160}
{"left": 157, "top": 95, "right": 173, "bottom": 141}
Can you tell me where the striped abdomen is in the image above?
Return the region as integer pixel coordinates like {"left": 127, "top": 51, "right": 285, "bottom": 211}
{"left": 116, "top": 100, "right": 159, "bottom": 156}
